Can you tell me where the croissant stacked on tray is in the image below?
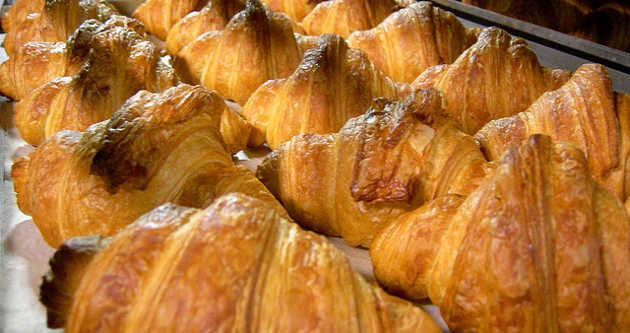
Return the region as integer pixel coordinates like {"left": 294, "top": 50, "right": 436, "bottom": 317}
{"left": 11, "top": 84, "right": 270, "bottom": 247}
{"left": 347, "top": 1, "right": 479, "bottom": 83}
{"left": 257, "top": 88, "right": 493, "bottom": 246}
{"left": 412, "top": 26, "right": 571, "bottom": 134}
{"left": 477, "top": 64, "right": 630, "bottom": 200}
{"left": 260, "top": 0, "right": 325, "bottom": 21}
{"left": 0, "top": 17, "right": 138, "bottom": 101}
{"left": 171, "top": 1, "right": 303, "bottom": 105}
{"left": 163, "top": 0, "right": 247, "bottom": 54}
{"left": 300, "top": 0, "right": 411, "bottom": 38}
{"left": 3, "top": 14, "right": 179, "bottom": 146}
{"left": 1, "top": 0, "right": 117, "bottom": 58}
{"left": 40, "top": 194, "right": 440, "bottom": 332}
{"left": 132, "top": 0, "right": 225, "bottom": 40}
{"left": 258, "top": 62, "right": 630, "bottom": 247}
{"left": 241, "top": 33, "right": 409, "bottom": 149}
{"left": 3, "top": 0, "right": 630, "bottom": 332}
{"left": 371, "top": 134, "right": 630, "bottom": 331}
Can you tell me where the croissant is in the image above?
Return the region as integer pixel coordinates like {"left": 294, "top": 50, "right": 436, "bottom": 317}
{"left": 163, "top": 0, "right": 246, "bottom": 54}
{"left": 301, "top": 0, "right": 410, "bottom": 38}
{"left": 13, "top": 15, "right": 180, "bottom": 146}
{"left": 40, "top": 193, "right": 440, "bottom": 332}
{"left": 412, "top": 26, "right": 570, "bottom": 134}
{"left": 173, "top": 0, "right": 302, "bottom": 105}
{"left": 347, "top": 1, "right": 479, "bottom": 83}
{"left": 1, "top": 0, "right": 116, "bottom": 59}
{"left": 371, "top": 134, "right": 630, "bottom": 332}
{"left": 257, "top": 88, "right": 492, "bottom": 247}
{"left": 241, "top": 33, "right": 410, "bottom": 149}
{"left": 476, "top": 64, "right": 630, "bottom": 201}
{"left": 132, "top": 0, "right": 206, "bottom": 40}
{"left": 11, "top": 84, "right": 271, "bottom": 248}
{"left": 0, "top": 17, "right": 146, "bottom": 101}
{"left": 260, "top": 0, "right": 325, "bottom": 21}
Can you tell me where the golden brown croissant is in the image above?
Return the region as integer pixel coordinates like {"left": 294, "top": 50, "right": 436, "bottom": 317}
{"left": 40, "top": 193, "right": 441, "bottom": 332}
{"left": 173, "top": 0, "right": 302, "bottom": 105}
{"left": 371, "top": 134, "right": 630, "bottom": 332}
{"left": 0, "top": 17, "right": 145, "bottom": 101}
{"left": 347, "top": 1, "right": 479, "bottom": 84}
{"left": 257, "top": 88, "right": 492, "bottom": 247}
{"left": 163, "top": 0, "right": 246, "bottom": 54}
{"left": 476, "top": 64, "right": 630, "bottom": 201}
{"left": 132, "top": 0, "right": 207, "bottom": 40}
{"left": 1, "top": 0, "right": 116, "bottom": 58}
{"left": 11, "top": 84, "right": 272, "bottom": 248}
{"left": 260, "top": 0, "right": 325, "bottom": 21}
{"left": 301, "top": 0, "right": 408, "bottom": 38}
{"left": 241, "top": 33, "right": 410, "bottom": 149}
{"left": 13, "top": 15, "right": 180, "bottom": 146}
{"left": 164, "top": 0, "right": 306, "bottom": 56}
{"left": 412, "top": 26, "right": 570, "bottom": 134}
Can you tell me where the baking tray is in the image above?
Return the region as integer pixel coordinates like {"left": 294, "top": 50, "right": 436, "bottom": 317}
{"left": 2, "top": 1, "right": 630, "bottom": 332}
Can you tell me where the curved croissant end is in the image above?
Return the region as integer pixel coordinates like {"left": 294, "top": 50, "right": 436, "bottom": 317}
{"left": 0, "top": 17, "right": 146, "bottom": 101}
{"left": 476, "top": 64, "right": 630, "bottom": 200}
{"left": 174, "top": 0, "right": 302, "bottom": 105}
{"left": 0, "top": 41, "right": 68, "bottom": 100}
{"left": 412, "top": 26, "right": 570, "bottom": 134}
{"left": 2, "top": 0, "right": 116, "bottom": 59}
{"left": 14, "top": 16, "right": 180, "bottom": 146}
{"left": 372, "top": 134, "right": 630, "bottom": 332}
{"left": 347, "top": 1, "right": 478, "bottom": 84}
{"left": 41, "top": 194, "right": 440, "bottom": 332}
{"left": 256, "top": 88, "right": 491, "bottom": 247}
{"left": 242, "top": 33, "right": 410, "bottom": 149}
{"left": 261, "top": 0, "right": 325, "bottom": 21}
{"left": 12, "top": 85, "right": 264, "bottom": 248}
{"left": 301, "top": 0, "right": 405, "bottom": 38}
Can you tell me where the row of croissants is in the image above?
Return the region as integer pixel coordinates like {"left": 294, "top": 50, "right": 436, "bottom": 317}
{"left": 2, "top": 0, "right": 629, "bottom": 331}
{"left": 461, "top": 0, "right": 630, "bottom": 53}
